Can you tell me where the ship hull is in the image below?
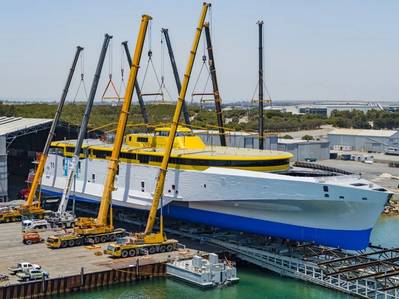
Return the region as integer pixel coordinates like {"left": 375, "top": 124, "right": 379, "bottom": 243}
{"left": 40, "top": 154, "right": 390, "bottom": 250}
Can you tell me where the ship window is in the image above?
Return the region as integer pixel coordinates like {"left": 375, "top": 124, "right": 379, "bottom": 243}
{"left": 172, "top": 184, "right": 175, "bottom": 190}
{"left": 149, "top": 155, "right": 163, "bottom": 163}
{"left": 156, "top": 131, "right": 169, "bottom": 137}
{"left": 93, "top": 150, "right": 110, "bottom": 159}
{"left": 128, "top": 136, "right": 132, "bottom": 142}
{"left": 324, "top": 194, "right": 329, "bottom": 198}
{"left": 351, "top": 183, "right": 367, "bottom": 187}
{"left": 116, "top": 165, "right": 119, "bottom": 175}
{"left": 66, "top": 146, "right": 74, "bottom": 153}
{"left": 323, "top": 186, "right": 329, "bottom": 192}
{"left": 120, "top": 152, "right": 136, "bottom": 160}
{"left": 92, "top": 174, "right": 96, "bottom": 182}
{"left": 138, "top": 154, "right": 149, "bottom": 164}
{"left": 362, "top": 197, "right": 367, "bottom": 200}
{"left": 141, "top": 181, "right": 145, "bottom": 191}
{"left": 137, "top": 137, "right": 148, "bottom": 143}
{"left": 78, "top": 161, "right": 81, "bottom": 170}
{"left": 339, "top": 196, "right": 344, "bottom": 199}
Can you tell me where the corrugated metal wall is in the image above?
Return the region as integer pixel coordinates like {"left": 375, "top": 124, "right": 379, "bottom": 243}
{"left": 328, "top": 134, "right": 392, "bottom": 152}
{"left": 0, "top": 136, "right": 7, "bottom": 201}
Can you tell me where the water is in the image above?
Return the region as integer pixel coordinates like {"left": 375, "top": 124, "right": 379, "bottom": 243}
{"left": 53, "top": 216, "right": 399, "bottom": 299}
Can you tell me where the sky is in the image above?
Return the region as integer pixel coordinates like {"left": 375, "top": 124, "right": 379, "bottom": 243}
{"left": 0, "top": 0, "right": 398, "bottom": 103}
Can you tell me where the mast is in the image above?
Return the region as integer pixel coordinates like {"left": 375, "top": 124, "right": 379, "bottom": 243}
{"left": 204, "top": 22, "right": 226, "bottom": 146}
{"left": 161, "top": 28, "right": 191, "bottom": 125}
{"left": 121, "top": 41, "right": 149, "bottom": 125}
{"left": 257, "top": 20, "right": 264, "bottom": 150}
{"left": 56, "top": 34, "right": 112, "bottom": 215}
{"left": 96, "top": 16, "right": 151, "bottom": 226}
{"left": 23, "top": 46, "right": 83, "bottom": 209}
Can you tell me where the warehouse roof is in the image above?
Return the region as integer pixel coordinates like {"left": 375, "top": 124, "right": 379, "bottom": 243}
{"left": 328, "top": 128, "right": 398, "bottom": 138}
{"left": 0, "top": 117, "right": 52, "bottom": 136}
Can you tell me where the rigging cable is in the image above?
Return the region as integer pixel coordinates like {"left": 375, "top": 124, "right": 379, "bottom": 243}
{"left": 101, "top": 38, "right": 120, "bottom": 101}
{"left": 72, "top": 49, "right": 88, "bottom": 103}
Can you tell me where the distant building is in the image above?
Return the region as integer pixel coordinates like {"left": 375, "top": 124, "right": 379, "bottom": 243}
{"left": 277, "top": 139, "right": 330, "bottom": 161}
{"left": 195, "top": 130, "right": 278, "bottom": 150}
{"left": 328, "top": 128, "right": 399, "bottom": 152}
{"left": 195, "top": 130, "right": 329, "bottom": 161}
{"left": 290, "top": 102, "right": 383, "bottom": 117}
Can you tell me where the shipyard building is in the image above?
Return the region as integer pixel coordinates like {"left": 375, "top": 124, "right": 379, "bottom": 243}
{"left": 0, "top": 117, "right": 78, "bottom": 201}
{"left": 328, "top": 128, "right": 399, "bottom": 152}
{"left": 277, "top": 139, "right": 330, "bottom": 161}
{"left": 195, "top": 130, "right": 329, "bottom": 161}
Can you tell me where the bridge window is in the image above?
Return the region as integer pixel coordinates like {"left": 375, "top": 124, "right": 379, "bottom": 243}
{"left": 137, "top": 137, "right": 148, "bottom": 143}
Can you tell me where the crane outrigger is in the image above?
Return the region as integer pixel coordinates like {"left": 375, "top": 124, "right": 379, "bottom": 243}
{"left": 46, "top": 15, "right": 151, "bottom": 248}
{"left": 0, "top": 46, "right": 84, "bottom": 223}
{"left": 104, "top": 2, "right": 210, "bottom": 258}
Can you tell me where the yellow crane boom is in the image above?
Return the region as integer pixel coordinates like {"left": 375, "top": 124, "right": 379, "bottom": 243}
{"left": 97, "top": 14, "right": 152, "bottom": 226}
{"left": 144, "top": 2, "right": 210, "bottom": 234}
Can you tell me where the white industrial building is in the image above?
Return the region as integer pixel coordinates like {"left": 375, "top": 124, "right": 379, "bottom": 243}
{"left": 0, "top": 117, "right": 53, "bottom": 201}
{"left": 328, "top": 128, "right": 399, "bottom": 153}
{"left": 277, "top": 139, "right": 330, "bottom": 161}
{"left": 195, "top": 130, "right": 330, "bottom": 161}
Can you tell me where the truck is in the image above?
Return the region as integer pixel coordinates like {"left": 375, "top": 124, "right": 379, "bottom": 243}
{"left": 17, "top": 268, "right": 48, "bottom": 282}
{"left": 46, "top": 228, "right": 125, "bottom": 248}
{"left": 8, "top": 262, "right": 41, "bottom": 275}
{"left": 22, "top": 219, "right": 51, "bottom": 232}
{"left": 104, "top": 236, "right": 177, "bottom": 258}
{"left": 22, "top": 232, "right": 44, "bottom": 245}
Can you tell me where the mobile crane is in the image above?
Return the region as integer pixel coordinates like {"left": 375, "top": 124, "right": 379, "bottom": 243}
{"left": 46, "top": 15, "right": 151, "bottom": 248}
{"left": 46, "top": 34, "right": 112, "bottom": 229}
{"left": 0, "top": 46, "right": 83, "bottom": 223}
{"left": 104, "top": 2, "right": 210, "bottom": 258}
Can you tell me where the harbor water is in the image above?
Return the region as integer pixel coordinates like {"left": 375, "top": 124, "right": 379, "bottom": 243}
{"left": 53, "top": 216, "right": 399, "bottom": 299}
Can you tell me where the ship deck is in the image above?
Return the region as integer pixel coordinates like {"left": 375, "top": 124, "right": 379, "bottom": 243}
{"left": 57, "top": 139, "right": 292, "bottom": 160}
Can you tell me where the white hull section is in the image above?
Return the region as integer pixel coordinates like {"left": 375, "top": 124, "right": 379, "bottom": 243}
{"left": 40, "top": 154, "right": 390, "bottom": 250}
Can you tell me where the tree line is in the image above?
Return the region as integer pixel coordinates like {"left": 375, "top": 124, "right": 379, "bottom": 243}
{"left": 0, "top": 101, "right": 397, "bottom": 132}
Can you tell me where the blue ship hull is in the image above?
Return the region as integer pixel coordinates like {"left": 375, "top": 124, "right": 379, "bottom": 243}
{"left": 42, "top": 188, "right": 371, "bottom": 250}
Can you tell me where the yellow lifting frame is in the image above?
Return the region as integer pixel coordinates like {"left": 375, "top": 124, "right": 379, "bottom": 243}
{"left": 144, "top": 2, "right": 210, "bottom": 234}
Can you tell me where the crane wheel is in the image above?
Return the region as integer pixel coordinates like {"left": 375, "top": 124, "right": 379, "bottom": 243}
{"left": 100, "top": 236, "right": 107, "bottom": 243}
{"left": 109, "top": 234, "right": 116, "bottom": 241}
{"left": 159, "top": 246, "right": 166, "bottom": 253}
{"left": 166, "top": 244, "right": 174, "bottom": 252}
{"left": 60, "top": 241, "right": 67, "bottom": 248}
{"left": 68, "top": 240, "right": 75, "bottom": 247}
{"left": 149, "top": 246, "right": 156, "bottom": 254}
{"left": 25, "top": 240, "right": 32, "bottom": 245}
{"left": 121, "top": 250, "right": 129, "bottom": 258}
{"left": 128, "top": 249, "right": 136, "bottom": 257}
{"left": 94, "top": 236, "right": 100, "bottom": 244}
{"left": 75, "top": 238, "right": 82, "bottom": 246}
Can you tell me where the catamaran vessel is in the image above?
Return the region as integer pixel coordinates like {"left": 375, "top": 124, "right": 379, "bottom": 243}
{"left": 38, "top": 127, "right": 391, "bottom": 250}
